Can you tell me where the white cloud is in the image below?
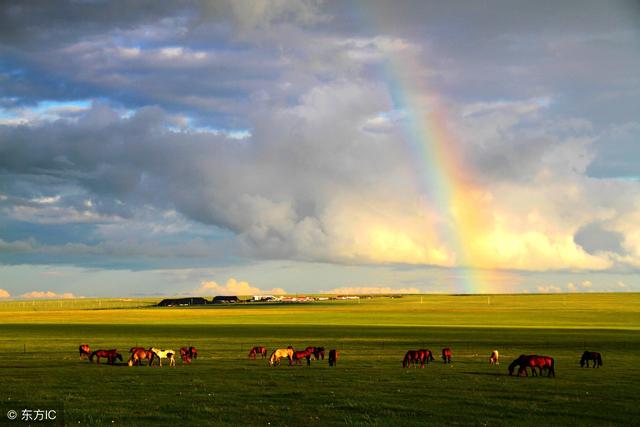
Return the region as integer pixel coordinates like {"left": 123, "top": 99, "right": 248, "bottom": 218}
{"left": 567, "top": 282, "right": 578, "bottom": 292}
{"left": 536, "top": 285, "right": 562, "bottom": 293}
{"left": 19, "top": 291, "right": 77, "bottom": 299}
{"left": 327, "top": 286, "right": 419, "bottom": 294}
{"left": 0, "top": 288, "right": 10, "bottom": 298}
{"left": 581, "top": 280, "right": 593, "bottom": 288}
{"left": 195, "top": 278, "right": 286, "bottom": 296}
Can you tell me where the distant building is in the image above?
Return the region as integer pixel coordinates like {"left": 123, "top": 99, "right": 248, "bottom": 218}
{"left": 212, "top": 295, "right": 239, "bottom": 304}
{"left": 252, "top": 295, "right": 275, "bottom": 302}
{"left": 157, "top": 297, "right": 209, "bottom": 307}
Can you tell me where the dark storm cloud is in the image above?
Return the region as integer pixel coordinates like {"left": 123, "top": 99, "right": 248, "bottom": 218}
{"left": 0, "top": 0, "right": 639, "bottom": 274}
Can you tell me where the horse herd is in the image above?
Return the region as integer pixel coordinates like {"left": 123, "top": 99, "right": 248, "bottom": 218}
{"left": 78, "top": 343, "right": 603, "bottom": 376}
{"left": 402, "top": 347, "right": 603, "bottom": 377}
{"left": 78, "top": 344, "right": 198, "bottom": 367}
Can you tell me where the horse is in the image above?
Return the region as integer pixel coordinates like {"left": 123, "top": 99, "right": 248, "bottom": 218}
{"left": 90, "top": 349, "right": 122, "bottom": 365}
{"left": 489, "top": 350, "right": 499, "bottom": 365}
{"left": 292, "top": 348, "right": 314, "bottom": 366}
{"left": 128, "top": 348, "right": 153, "bottom": 366}
{"left": 268, "top": 348, "right": 294, "bottom": 366}
{"left": 150, "top": 348, "right": 176, "bottom": 367}
{"left": 180, "top": 347, "right": 198, "bottom": 364}
{"left": 79, "top": 344, "right": 91, "bottom": 360}
{"left": 328, "top": 349, "right": 338, "bottom": 367}
{"left": 417, "top": 349, "right": 435, "bottom": 367}
{"left": 508, "top": 354, "right": 527, "bottom": 376}
{"left": 509, "top": 354, "right": 555, "bottom": 377}
{"left": 442, "top": 348, "right": 452, "bottom": 364}
{"left": 127, "top": 347, "right": 149, "bottom": 366}
{"left": 580, "top": 351, "right": 602, "bottom": 368}
{"left": 402, "top": 350, "right": 421, "bottom": 368}
{"left": 313, "top": 346, "right": 325, "bottom": 360}
{"left": 248, "top": 346, "right": 267, "bottom": 359}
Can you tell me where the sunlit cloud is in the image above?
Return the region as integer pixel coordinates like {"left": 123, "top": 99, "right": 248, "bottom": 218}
{"left": 195, "top": 278, "right": 286, "bottom": 296}
{"left": 0, "top": 288, "right": 10, "bottom": 298}
{"left": 18, "top": 291, "right": 78, "bottom": 299}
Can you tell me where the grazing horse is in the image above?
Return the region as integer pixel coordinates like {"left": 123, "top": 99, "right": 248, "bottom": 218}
{"left": 489, "top": 350, "right": 499, "bottom": 366}
{"left": 128, "top": 348, "right": 153, "bottom": 366}
{"left": 313, "top": 346, "right": 325, "bottom": 360}
{"left": 402, "top": 350, "right": 421, "bottom": 368}
{"left": 509, "top": 354, "right": 555, "bottom": 377}
{"left": 509, "top": 354, "right": 527, "bottom": 376}
{"left": 128, "top": 347, "right": 148, "bottom": 366}
{"left": 417, "top": 349, "right": 435, "bottom": 367}
{"left": 248, "top": 346, "right": 268, "bottom": 359}
{"left": 328, "top": 349, "right": 338, "bottom": 367}
{"left": 90, "top": 349, "right": 122, "bottom": 365}
{"left": 79, "top": 344, "right": 91, "bottom": 360}
{"left": 580, "top": 351, "right": 602, "bottom": 368}
{"left": 269, "top": 348, "right": 294, "bottom": 366}
{"left": 179, "top": 346, "right": 198, "bottom": 364}
{"left": 292, "top": 348, "right": 314, "bottom": 366}
{"left": 442, "top": 348, "right": 452, "bottom": 364}
{"left": 150, "top": 348, "right": 176, "bottom": 367}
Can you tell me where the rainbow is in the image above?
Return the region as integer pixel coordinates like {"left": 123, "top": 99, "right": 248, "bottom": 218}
{"left": 379, "top": 48, "right": 497, "bottom": 294}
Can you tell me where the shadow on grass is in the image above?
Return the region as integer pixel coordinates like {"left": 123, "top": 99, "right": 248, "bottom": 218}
{"left": 459, "top": 371, "right": 508, "bottom": 377}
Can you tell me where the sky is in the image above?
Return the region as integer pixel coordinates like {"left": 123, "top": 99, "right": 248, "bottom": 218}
{"left": 1, "top": 0, "right": 639, "bottom": 298}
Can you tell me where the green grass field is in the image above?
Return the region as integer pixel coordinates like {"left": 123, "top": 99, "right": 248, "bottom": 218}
{"left": 0, "top": 294, "right": 639, "bottom": 426}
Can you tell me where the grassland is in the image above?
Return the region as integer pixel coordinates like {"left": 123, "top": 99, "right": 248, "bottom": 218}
{"left": 0, "top": 294, "right": 638, "bottom": 426}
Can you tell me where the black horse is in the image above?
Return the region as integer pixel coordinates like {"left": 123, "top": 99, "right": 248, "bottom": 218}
{"left": 580, "top": 351, "right": 602, "bottom": 368}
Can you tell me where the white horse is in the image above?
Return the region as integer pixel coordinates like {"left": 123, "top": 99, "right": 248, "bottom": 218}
{"left": 150, "top": 348, "right": 176, "bottom": 367}
{"left": 490, "top": 350, "right": 499, "bottom": 365}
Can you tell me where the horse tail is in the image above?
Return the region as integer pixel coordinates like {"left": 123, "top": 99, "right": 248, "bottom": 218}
{"left": 598, "top": 354, "right": 603, "bottom": 366}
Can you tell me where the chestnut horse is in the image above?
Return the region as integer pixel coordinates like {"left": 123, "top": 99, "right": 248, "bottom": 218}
{"left": 180, "top": 347, "right": 198, "bottom": 364}
{"left": 248, "top": 346, "right": 268, "bottom": 359}
{"left": 269, "top": 348, "right": 294, "bottom": 366}
{"left": 90, "top": 349, "right": 122, "bottom": 365}
{"left": 580, "top": 351, "right": 602, "bottom": 368}
{"left": 509, "top": 354, "right": 555, "bottom": 377}
{"left": 79, "top": 344, "right": 91, "bottom": 360}
{"left": 417, "top": 349, "right": 435, "bottom": 366}
{"left": 442, "top": 348, "right": 452, "bottom": 364}
{"left": 489, "top": 350, "right": 499, "bottom": 365}
{"left": 292, "top": 348, "right": 314, "bottom": 366}
{"left": 402, "top": 350, "right": 421, "bottom": 368}
{"left": 128, "top": 348, "right": 153, "bottom": 366}
{"left": 328, "top": 349, "right": 338, "bottom": 367}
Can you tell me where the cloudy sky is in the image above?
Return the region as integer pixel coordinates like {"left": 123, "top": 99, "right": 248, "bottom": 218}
{"left": 1, "top": 0, "right": 639, "bottom": 298}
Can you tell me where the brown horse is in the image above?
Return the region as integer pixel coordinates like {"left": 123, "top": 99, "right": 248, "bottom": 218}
{"left": 580, "top": 351, "right": 602, "bottom": 368}
{"left": 79, "top": 344, "right": 91, "bottom": 360}
{"left": 328, "top": 349, "right": 338, "bottom": 367}
{"left": 417, "top": 349, "right": 435, "bottom": 367}
{"left": 315, "top": 346, "right": 325, "bottom": 360}
{"left": 179, "top": 347, "right": 198, "bottom": 364}
{"left": 128, "top": 348, "right": 153, "bottom": 366}
{"left": 442, "top": 348, "right": 452, "bottom": 364}
{"left": 248, "top": 346, "right": 268, "bottom": 359}
{"left": 292, "top": 348, "right": 314, "bottom": 366}
{"left": 402, "top": 350, "right": 421, "bottom": 368}
{"left": 509, "top": 354, "right": 555, "bottom": 377}
{"left": 90, "top": 349, "right": 122, "bottom": 365}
